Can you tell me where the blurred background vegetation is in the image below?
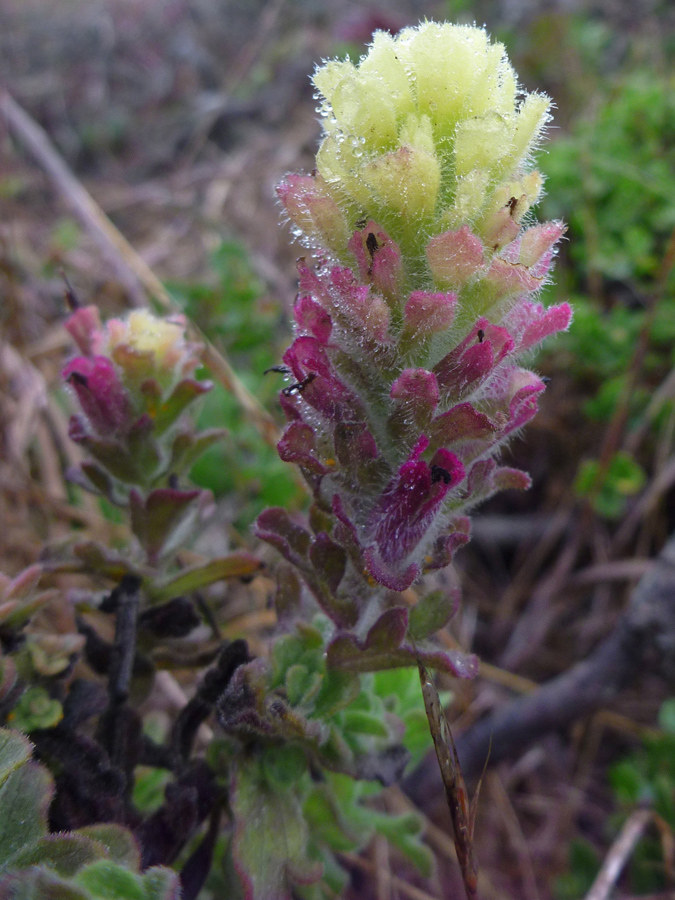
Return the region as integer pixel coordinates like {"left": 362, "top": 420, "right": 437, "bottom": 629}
{"left": 2, "top": 0, "right": 675, "bottom": 897}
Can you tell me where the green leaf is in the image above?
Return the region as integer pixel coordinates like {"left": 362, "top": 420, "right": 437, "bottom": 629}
{"left": 408, "top": 589, "right": 457, "bottom": 641}
{"left": 8, "top": 835, "right": 104, "bottom": 877}
{"left": 74, "top": 862, "right": 145, "bottom": 900}
{"left": 285, "top": 666, "right": 322, "bottom": 708}
{"left": 150, "top": 552, "right": 262, "bottom": 602}
{"left": 76, "top": 826, "right": 140, "bottom": 870}
{"left": 8, "top": 687, "right": 63, "bottom": 732}
{"left": 141, "top": 867, "right": 181, "bottom": 900}
{"left": 0, "top": 760, "right": 52, "bottom": 870}
{"left": 231, "top": 758, "right": 322, "bottom": 900}
{"left": 0, "top": 729, "right": 32, "bottom": 789}
{"left": 341, "top": 711, "right": 389, "bottom": 738}
{"left": 311, "top": 670, "right": 359, "bottom": 719}
{"left": 261, "top": 745, "right": 307, "bottom": 788}
{"left": 658, "top": 699, "right": 675, "bottom": 735}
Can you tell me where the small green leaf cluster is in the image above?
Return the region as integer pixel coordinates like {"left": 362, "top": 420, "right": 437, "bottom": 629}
{"left": 574, "top": 451, "right": 646, "bottom": 520}
{"left": 214, "top": 615, "right": 437, "bottom": 898}
{"left": 542, "top": 68, "right": 675, "bottom": 292}
{"left": 0, "top": 728, "right": 180, "bottom": 900}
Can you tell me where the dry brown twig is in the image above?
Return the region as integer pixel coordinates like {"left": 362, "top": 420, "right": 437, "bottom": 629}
{"left": 418, "top": 661, "right": 483, "bottom": 900}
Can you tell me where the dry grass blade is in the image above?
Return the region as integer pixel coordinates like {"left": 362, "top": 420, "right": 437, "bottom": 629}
{"left": 583, "top": 809, "right": 653, "bottom": 900}
{"left": 339, "top": 851, "right": 439, "bottom": 900}
{"left": 418, "top": 662, "right": 479, "bottom": 900}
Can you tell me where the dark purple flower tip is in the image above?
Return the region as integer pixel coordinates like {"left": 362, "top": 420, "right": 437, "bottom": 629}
{"left": 361, "top": 435, "right": 461, "bottom": 588}
{"left": 348, "top": 221, "right": 402, "bottom": 300}
{"left": 429, "top": 448, "right": 465, "bottom": 489}
{"left": 63, "top": 355, "right": 133, "bottom": 437}
{"left": 294, "top": 295, "right": 333, "bottom": 344}
{"left": 434, "top": 319, "right": 515, "bottom": 397}
{"left": 63, "top": 304, "right": 103, "bottom": 355}
{"left": 402, "top": 290, "right": 457, "bottom": 340}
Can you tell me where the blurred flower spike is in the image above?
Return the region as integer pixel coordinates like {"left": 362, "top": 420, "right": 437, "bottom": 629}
{"left": 260, "top": 22, "right": 572, "bottom": 652}
{"left": 62, "top": 306, "right": 220, "bottom": 535}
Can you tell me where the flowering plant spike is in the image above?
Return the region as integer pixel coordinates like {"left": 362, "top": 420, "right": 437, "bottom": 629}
{"left": 260, "top": 22, "right": 571, "bottom": 676}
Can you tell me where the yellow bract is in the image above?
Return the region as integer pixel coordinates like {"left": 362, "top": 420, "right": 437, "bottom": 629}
{"left": 311, "top": 22, "right": 551, "bottom": 259}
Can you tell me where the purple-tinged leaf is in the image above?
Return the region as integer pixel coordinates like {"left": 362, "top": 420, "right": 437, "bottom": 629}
{"left": 150, "top": 378, "right": 213, "bottom": 434}
{"left": 328, "top": 266, "right": 391, "bottom": 343}
{"left": 466, "top": 458, "right": 496, "bottom": 498}
{"left": 493, "top": 467, "right": 532, "bottom": 492}
{"left": 277, "top": 173, "right": 350, "bottom": 252}
{"left": 0, "top": 729, "right": 32, "bottom": 789}
{"left": 333, "top": 422, "right": 379, "bottom": 471}
{"left": 482, "top": 204, "right": 521, "bottom": 252}
{"left": 363, "top": 548, "right": 420, "bottom": 592}
{"left": 76, "top": 824, "right": 140, "bottom": 869}
{"left": 308, "top": 533, "right": 346, "bottom": 595}
{"left": 507, "top": 220, "right": 566, "bottom": 276}
{"left": 503, "top": 370, "right": 546, "bottom": 434}
{"left": 422, "top": 521, "right": 471, "bottom": 572}
{"left": 485, "top": 257, "right": 542, "bottom": 300}
{"left": 78, "top": 462, "right": 117, "bottom": 500}
{"left": 365, "top": 607, "right": 409, "bottom": 650}
{"left": 403, "top": 291, "right": 457, "bottom": 340}
{"left": 67, "top": 424, "right": 142, "bottom": 484}
{"left": 255, "top": 509, "right": 312, "bottom": 569}
{"left": 274, "top": 566, "right": 303, "bottom": 620}
{"left": 0, "top": 759, "right": 53, "bottom": 867}
{"left": 8, "top": 833, "right": 105, "bottom": 876}
{"left": 426, "top": 226, "right": 485, "bottom": 288}
{"left": 169, "top": 428, "right": 227, "bottom": 474}
{"left": 47, "top": 540, "right": 140, "bottom": 580}
{"left": 3, "top": 565, "right": 42, "bottom": 601}
{"left": 364, "top": 437, "right": 463, "bottom": 588}
{"left": 518, "top": 302, "right": 572, "bottom": 352}
{"left": 294, "top": 296, "right": 333, "bottom": 344}
{"left": 327, "top": 619, "right": 477, "bottom": 677}
{"left": 429, "top": 402, "right": 496, "bottom": 450}
{"left": 130, "top": 488, "right": 203, "bottom": 565}
{"left": 391, "top": 368, "right": 439, "bottom": 405}
{"left": 278, "top": 423, "right": 329, "bottom": 475}
{"left": 434, "top": 320, "right": 514, "bottom": 397}
{"left": 283, "top": 336, "right": 356, "bottom": 421}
